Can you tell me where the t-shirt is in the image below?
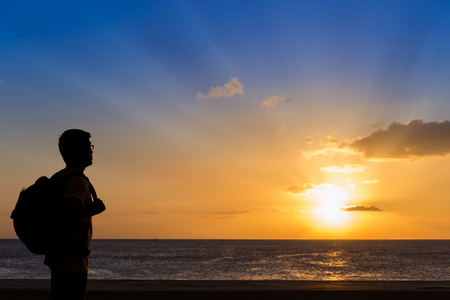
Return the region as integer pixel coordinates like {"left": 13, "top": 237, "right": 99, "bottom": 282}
{"left": 44, "top": 168, "right": 93, "bottom": 272}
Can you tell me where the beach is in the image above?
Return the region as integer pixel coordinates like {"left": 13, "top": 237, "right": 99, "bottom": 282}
{"left": 1, "top": 280, "right": 450, "bottom": 299}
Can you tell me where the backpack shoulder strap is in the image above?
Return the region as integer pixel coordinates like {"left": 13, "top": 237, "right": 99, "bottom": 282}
{"left": 51, "top": 171, "right": 98, "bottom": 201}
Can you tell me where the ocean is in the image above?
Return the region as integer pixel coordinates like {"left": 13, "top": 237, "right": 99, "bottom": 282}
{"left": 1, "top": 239, "right": 450, "bottom": 281}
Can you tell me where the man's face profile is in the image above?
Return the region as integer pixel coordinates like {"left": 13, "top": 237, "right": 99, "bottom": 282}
{"left": 73, "top": 140, "right": 93, "bottom": 167}
{"left": 83, "top": 141, "right": 93, "bottom": 167}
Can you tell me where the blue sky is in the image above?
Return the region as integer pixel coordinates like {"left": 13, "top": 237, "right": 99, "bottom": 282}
{"left": 4, "top": 0, "right": 450, "bottom": 114}
{"left": 3, "top": 0, "right": 450, "bottom": 238}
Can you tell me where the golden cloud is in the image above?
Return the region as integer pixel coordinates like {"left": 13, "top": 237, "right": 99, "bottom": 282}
{"left": 321, "top": 133, "right": 338, "bottom": 144}
{"left": 262, "top": 96, "right": 292, "bottom": 107}
{"left": 320, "top": 164, "right": 366, "bottom": 174}
{"left": 287, "top": 183, "right": 344, "bottom": 195}
{"left": 196, "top": 78, "right": 244, "bottom": 99}
{"left": 286, "top": 183, "right": 315, "bottom": 195}
{"left": 304, "top": 136, "right": 314, "bottom": 144}
{"left": 302, "top": 146, "right": 358, "bottom": 159}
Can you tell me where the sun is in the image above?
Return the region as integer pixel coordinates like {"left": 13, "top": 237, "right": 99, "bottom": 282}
{"left": 314, "top": 204, "right": 349, "bottom": 224}
{"left": 312, "top": 186, "right": 351, "bottom": 225}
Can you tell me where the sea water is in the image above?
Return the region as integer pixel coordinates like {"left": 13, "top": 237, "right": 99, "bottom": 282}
{"left": 1, "top": 239, "right": 450, "bottom": 280}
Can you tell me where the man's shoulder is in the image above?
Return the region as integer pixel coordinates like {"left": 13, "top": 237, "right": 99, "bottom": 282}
{"left": 56, "top": 169, "right": 91, "bottom": 201}
{"left": 53, "top": 168, "right": 89, "bottom": 187}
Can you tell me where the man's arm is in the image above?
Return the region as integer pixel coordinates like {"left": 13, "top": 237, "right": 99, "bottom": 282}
{"left": 59, "top": 175, "right": 106, "bottom": 226}
{"left": 62, "top": 197, "right": 106, "bottom": 226}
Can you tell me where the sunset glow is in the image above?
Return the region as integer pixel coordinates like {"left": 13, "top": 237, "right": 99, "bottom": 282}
{"left": 3, "top": 0, "right": 450, "bottom": 239}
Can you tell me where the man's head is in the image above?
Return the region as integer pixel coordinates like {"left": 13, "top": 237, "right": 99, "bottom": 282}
{"left": 58, "top": 129, "right": 93, "bottom": 168}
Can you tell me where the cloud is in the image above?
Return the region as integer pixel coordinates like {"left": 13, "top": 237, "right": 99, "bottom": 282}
{"left": 360, "top": 179, "right": 379, "bottom": 184}
{"left": 262, "top": 96, "right": 292, "bottom": 107}
{"left": 321, "top": 133, "right": 339, "bottom": 144}
{"left": 286, "top": 183, "right": 315, "bottom": 195}
{"left": 304, "top": 136, "right": 314, "bottom": 144}
{"left": 0, "top": 78, "right": 3, "bottom": 84}
{"left": 341, "top": 205, "right": 382, "bottom": 212}
{"left": 287, "top": 183, "right": 343, "bottom": 195}
{"left": 302, "top": 146, "right": 358, "bottom": 159}
{"left": 320, "top": 164, "right": 366, "bottom": 174}
{"left": 369, "top": 120, "right": 387, "bottom": 130}
{"left": 343, "top": 119, "right": 450, "bottom": 159}
{"left": 203, "top": 210, "right": 250, "bottom": 219}
{"left": 196, "top": 78, "right": 244, "bottom": 99}
{"left": 207, "top": 210, "right": 250, "bottom": 216}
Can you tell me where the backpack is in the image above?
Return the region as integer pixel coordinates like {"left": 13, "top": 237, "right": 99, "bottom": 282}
{"left": 10, "top": 171, "right": 96, "bottom": 255}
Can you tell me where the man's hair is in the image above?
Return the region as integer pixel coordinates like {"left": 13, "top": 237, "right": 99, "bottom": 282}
{"left": 58, "top": 129, "right": 91, "bottom": 164}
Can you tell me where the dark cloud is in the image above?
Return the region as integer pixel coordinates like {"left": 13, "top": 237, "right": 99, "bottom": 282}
{"left": 343, "top": 119, "right": 450, "bottom": 159}
{"left": 206, "top": 211, "right": 251, "bottom": 218}
{"left": 341, "top": 205, "right": 382, "bottom": 212}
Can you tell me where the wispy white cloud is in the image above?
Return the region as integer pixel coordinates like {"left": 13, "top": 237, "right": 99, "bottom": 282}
{"left": 360, "top": 179, "right": 379, "bottom": 184}
{"left": 262, "top": 96, "right": 292, "bottom": 107}
{"left": 320, "top": 164, "right": 366, "bottom": 174}
{"left": 196, "top": 78, "right": 244, "bottom": 99}
{"left": 302, "top": 146, "right": 358, "bottom": 159}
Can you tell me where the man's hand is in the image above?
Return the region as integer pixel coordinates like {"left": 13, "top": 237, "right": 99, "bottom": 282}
{"left": 91, "top": 198, "right": 106, "bottom": 216}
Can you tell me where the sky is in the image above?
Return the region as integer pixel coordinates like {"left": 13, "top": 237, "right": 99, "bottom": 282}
{"left": 3, "top": 0, "right": 450, "bottom": 239}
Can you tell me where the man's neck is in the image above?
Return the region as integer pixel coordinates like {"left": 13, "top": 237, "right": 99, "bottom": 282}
{"left": 65, "top": 164, "right": 86, "bottom": 172}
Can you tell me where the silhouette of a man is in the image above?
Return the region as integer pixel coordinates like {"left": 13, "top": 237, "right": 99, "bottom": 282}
{"left": 44, "top": 129, "right": 106, "bottom": 300}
